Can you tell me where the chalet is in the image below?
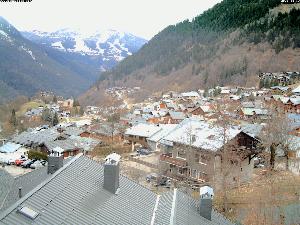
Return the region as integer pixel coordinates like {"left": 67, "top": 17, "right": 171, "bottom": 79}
{"left": 147, "top": 124, "right": 177, "bottom": 151}
{"left": 166, "top": 102, "right": 178, "bottom": 110}
{"left": 47, "top": 136, "right": 100, "bottom": 158}
{"left": 181, "top": 91, "right": 200, "bottom": 100}
{"left": 166, "top": 111, "right": 186, "bottom": 124}
{"left": 11, "top": 127, "right": 99, "bottom": 157}
{"left": 220, "top": 89, "right": 231, "bottom": 95}
{"left": 187, "top": 106, "right": 205, "bottom": 116}
{"left": 125, "top": 123, "right": 162, "bottom": 150}
{"left": 198, "top": 105, "right": 213, "bottom": 116}
{"left": 58, "top": 99, "right": 74, "bottom": 109}
{"left": 270, "top": 86, "right": 290, "bottom": 94}
{"left": 158, "top": 118, "right": 260, "bottom": 189}
{"left": 240, "top": 108, "right": 268, "bottom": 120}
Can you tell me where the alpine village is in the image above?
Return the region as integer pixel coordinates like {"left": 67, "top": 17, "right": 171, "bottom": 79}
{"left": 0, "top": 0, "right": 300, "bottom": 225}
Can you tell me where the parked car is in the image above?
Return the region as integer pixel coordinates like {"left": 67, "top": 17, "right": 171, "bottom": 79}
{"left": 21, "top": 159, "right": 36, "bottom": 168}
{"left": 15, "top": 158, "right": 27, "bottom": 166}
{"left": 146, "top": 173, "right": 158, "bottom": 183}
{"left": 137, "top": 148, "right": 151, "bottom": 155}
{"left": 5, "top": 158, "right": 16, "bottom": 165}
{"left": 30, "top": 161, "right": 44, "bottom": 169}
{"left": 155, "top": 176, "right": 171, "bottom": 188}
{"left": 40, "top": 160, "right": 47, "bottom": 166}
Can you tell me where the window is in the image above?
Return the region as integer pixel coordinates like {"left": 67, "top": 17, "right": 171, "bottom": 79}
{"left": 177, "top": 149, "right": 186, "bottom": 159}
{"left": 195, "top": 154, "right": 200, "bottom": 163}
{"left": 178, "top": 167, "right": 186, "bottom": 175}
{"left": 192, "top": 169, "right": 197, "bottom": 178}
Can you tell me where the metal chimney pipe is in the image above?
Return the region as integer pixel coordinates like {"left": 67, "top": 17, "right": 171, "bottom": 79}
{"left": 18, "top": 187, "right": 22, "bottom": 198}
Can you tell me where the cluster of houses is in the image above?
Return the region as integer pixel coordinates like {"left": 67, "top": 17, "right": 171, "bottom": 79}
{"left": 0, "top": 122, "right": 101, "bottom": 160}
{"left": 24, "top": 98, "right": 79, "bottom": 121}
{"left": 105, "top": 86, "right": 140, "bottom": 100}
{"left": 118, "top": 84, "right": 300, "bottom": 188}
{"left": 259, "top": 71, "right": 300, "bottom": 85}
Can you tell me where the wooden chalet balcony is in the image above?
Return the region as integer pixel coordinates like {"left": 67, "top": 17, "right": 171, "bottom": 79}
{"left": 160, "top": 154, "right": 188, "bottom": 167}
{"left": 163, "top": 171, "right": 207, "bottom": 185}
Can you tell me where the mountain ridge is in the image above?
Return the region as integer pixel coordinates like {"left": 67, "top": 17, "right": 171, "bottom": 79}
{"left": 0, "top": 17, "right": 147, "bottom": 104}
{"left": 80, "top": 0, "right": 300, "bottom": 105}
{"left": 22, "top": 28, "right": 147, "bottom": 73}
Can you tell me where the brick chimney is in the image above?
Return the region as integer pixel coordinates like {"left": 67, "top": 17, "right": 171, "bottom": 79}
{"left": 47, "top": 151, "right": 63, "bottom": 174}
{"left": 103, "top": 153, "right": 121, "bottom": 194}
{"left": 199, "top": 186, "right": 214, "bottom": 221}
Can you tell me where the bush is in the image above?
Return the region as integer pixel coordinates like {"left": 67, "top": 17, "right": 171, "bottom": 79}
{"left": 28, "top": 150, "right": 48, "bottom": 160}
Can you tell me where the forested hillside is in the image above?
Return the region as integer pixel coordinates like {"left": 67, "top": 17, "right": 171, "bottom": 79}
{"left": 82, "top": 0, "right": 300, "bottom": 105}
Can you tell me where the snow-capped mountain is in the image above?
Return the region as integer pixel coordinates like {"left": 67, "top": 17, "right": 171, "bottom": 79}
{"left": 22, "top": 28, "right": 147, "bottom": 71}
{"left": 0, "top": 17, "right": 94, "bottom": 104}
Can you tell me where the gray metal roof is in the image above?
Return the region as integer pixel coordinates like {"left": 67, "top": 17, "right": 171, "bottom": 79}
{"left": 173, "top": 191, "right": 234, "bottom": 225}
{"left": 0, "top": 166, "right": 50, "bottom": 213}
{"left": 0, "top": 155, "right": 235, "bottom": 225}
{"left": 63, "top": 127, "right": 84, "bottom": 136}
{"left": 0, "top": 170, "right": 14, "bottom": 210}
{"left": 12, "top": 129, "right": 60, "bottom": 146}
{"left": 153, "top": 189, "right": 235, "bottom": 225}
{"left": 0, "top": 156, "right": 157, "bottom": 225}
{"left": 153, "top": 190, "right": 173, "bottom": 224}
{"left": 45, "top": 136, "right": 100, "bottom": 152}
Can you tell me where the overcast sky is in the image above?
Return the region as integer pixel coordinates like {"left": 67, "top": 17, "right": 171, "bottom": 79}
{"left": 0, "top": 0, "right": 221, "bottom": 39}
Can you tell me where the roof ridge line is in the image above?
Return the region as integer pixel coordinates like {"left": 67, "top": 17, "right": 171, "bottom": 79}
{"left": 150, "top": 195, "right": 160, "bottom": 225}
{"left": 169, "top": 188, "right": 177, "bottom": 225}
{"left": 0, "top": 153, "right": 83, "bottom": 221}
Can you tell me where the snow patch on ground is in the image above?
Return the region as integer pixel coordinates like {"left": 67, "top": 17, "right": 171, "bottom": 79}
{"left": 0, "top": 30, "right": 8, "bottom": 37}
{"left": 20, "top": 46, "right": 36, "bottom": 61}
{"left": 51, "top": 41, "right": 65, "bottom": 51}
{"left": 0, "top": 30, "right": 13, "bottom": 43}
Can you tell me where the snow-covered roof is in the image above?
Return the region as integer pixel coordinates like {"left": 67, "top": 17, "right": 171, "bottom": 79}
{"left": 74, "top": 119, "right": 91, "bottom": 127}
{"left": 221, "top": 89, "right": 230, "bottom": 94}
{"left": 242, "top": 108, "right": 268, "bottom": 116}
{"left": 200, "top": 105, "right": 212, "bottom": 113}
{"left": 169, "top": 111, "right": 186, "bottom": 120}
{"left": 161, "top": 118, "right": 241, "bottom": 151}
{"left": 290, "top": 97, "right": 300, "bottom": 105}
{"left": 181, "top": 91, "right": 200, "bottom": 98}
{"left": 147, "top": 124, "right": 178, "bottom": 143}
{"left": 0, "top": 142, "right": 21, "bottom": 153}
{"left": 241, "top": 124, "right": 263, "bottom": 139}
{"left": 292, "top": 85, "right": 300, "bottom": 93}
{"left": 125, "top": 123, "right": 162, "bottom": 138}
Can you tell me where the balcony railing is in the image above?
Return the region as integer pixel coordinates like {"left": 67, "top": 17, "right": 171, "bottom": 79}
{"left": 160, "top": 154, "right": 188, "bottom": 167}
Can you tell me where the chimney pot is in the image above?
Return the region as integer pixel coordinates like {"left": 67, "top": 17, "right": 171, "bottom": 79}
{"left": 103, "top": 153, "right": 121, "bottom": 194}
{"left": 199, "top": 186, "right": 214, "bottom": 221}
{"left": 18, "top": 187, "right": 22, "bottom": 198}
{"left": 47, "top": 153, "right": 63, "bottom": 174}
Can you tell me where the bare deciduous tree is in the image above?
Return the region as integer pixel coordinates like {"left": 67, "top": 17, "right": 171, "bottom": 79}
{"left": 260, "top": 107, "right": 292, "bottom": 170}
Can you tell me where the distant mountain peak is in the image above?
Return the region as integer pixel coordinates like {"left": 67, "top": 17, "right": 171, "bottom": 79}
{"left": 22, "top": 28, "right": 147, "bottom": 63}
